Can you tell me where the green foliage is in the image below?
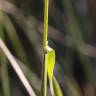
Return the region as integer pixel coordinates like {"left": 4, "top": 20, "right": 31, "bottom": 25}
{"left": 53, "top": 77, "right": 63, "bottom": 96}
{"left": 0, "top": 11, "right": 10, "bottom": 96}
{"left": 42, "top": 0, "right": 63, "bottom": 95}
{"left": 0, "top": 0, "right": 96, "bottom": 96}
{"left": 43, "top": 46, "right": 63, "bottom": 96}
{"left": 47, "top": 46, "right": 55, "bottom": 80}
{"left": 4, "top": 15, "right": 29, "bottom": 64}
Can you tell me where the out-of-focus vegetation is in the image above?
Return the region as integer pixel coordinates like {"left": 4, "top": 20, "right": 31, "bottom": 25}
{"left": 0, "top": 0, "right": 96, "bottom": 96}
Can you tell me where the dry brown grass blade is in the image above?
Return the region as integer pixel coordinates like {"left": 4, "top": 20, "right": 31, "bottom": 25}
{"left": 0, "top": 38, "right": 36, "bottom": 96}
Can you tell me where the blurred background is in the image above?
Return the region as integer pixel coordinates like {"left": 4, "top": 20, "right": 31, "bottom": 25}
{"left": 0, "top": 0, "right": 96, "bottom": 96}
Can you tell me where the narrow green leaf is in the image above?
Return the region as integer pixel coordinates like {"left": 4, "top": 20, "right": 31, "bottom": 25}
{"left": 46, "top": 46, "right": 63, "bottom": 96}
{"left": 4, "top": 15, "right": 29, "bottom": 64}
{"left": 53, "top": 77, "right": 63, "bottom": 96}
{"left": 44, "top": 46, "right": 55, "bottom": 96}
{"left": 0, "top": 52, "right": 10, "bottom": 96}
{"left": 62, "top": 0, "right": 94, "bottom": 87}
{"left": 46, "top": 46, "right": 55, "bottom": 80}
{"left": 0, "top": 11, "right": 10, "bottom": 96}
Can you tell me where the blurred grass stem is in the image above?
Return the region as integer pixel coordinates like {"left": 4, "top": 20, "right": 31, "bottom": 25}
{"left": 0, "top": 38, "right": 36, "bottom": 96}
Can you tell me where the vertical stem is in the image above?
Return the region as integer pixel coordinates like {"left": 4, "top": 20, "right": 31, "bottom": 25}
{"left": 42, "top": 53, "right": 48, "bottom": 96}
{"left": 42, "top": 0, "right": 49, "bottom": 95}
{"left": 43, "top": 0, "right": 49, "bottom": 48}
